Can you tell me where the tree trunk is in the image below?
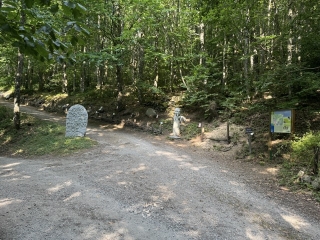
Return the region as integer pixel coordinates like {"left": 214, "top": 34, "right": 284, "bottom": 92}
{"left": 116, "top": 64, "right": 124, "bottom": 111}
{"left": 112, "top": 0, "right": 124, "bottom": 111}
{"left": 13, "top": 1, "right": 26, "bottom": 129}
{"left": 154, "top": 30, "right": 159, "bottom": 88}
{"left": 63, "top": 63, "right": 68, "bottom": 94}
{"left": 222, "top": 34, "right": 228, "bottom": 86}
{"left": 14, "top": 49, "right": 24, "bottom": 130}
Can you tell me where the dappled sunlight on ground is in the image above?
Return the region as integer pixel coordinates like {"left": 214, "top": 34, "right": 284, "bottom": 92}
{"left": 99, "top": 227, "right": 135, "bottom": 240}
{"left": 281, "top": 214, "right": 310, "bottom": 230}
{"left": 0, "top": 160, "right": 30, "bottom": 181}
{"left": 154, "top": 150, "right": 187, "bottom": 162}
{"left": 63, "top": 192, "right": 82, "bottom": 202}
{"left": 258, "top": 167, "right": 279, "bottom": 175}
{"left": 47, "top": 180, "right": 72, "bottom": 194}
{"left": 130, "top": 164, "right": 147, "bottom": 173}
{"left": 0, "top": 162, "right": 21, "bottom": 168}
{"left": 157, "top": 185, "right": 176, "bottom": 201}
{"left": 246, "top": 228, "right": 268, "bottom": 240}
{"left": 0, "top": 198, "right": 23, "bottom": 208}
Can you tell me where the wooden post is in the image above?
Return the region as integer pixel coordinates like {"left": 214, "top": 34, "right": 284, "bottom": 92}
{"left": 314, "top": 147, "right": 319, "bottom": 175}
{"left": 227, "top": 121, "right": 230, "bottom": 144}
{"left": 269, "top": 131, "right": 273, "bottom": 161}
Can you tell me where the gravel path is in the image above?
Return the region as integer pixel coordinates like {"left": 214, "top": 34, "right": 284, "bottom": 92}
{"left": 1, "top": 100, "right": 320, "bottom": 240}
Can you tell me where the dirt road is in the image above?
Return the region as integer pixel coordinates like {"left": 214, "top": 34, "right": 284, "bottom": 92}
{"left": 1, "top": 100, "right": 320, "bottom": 240}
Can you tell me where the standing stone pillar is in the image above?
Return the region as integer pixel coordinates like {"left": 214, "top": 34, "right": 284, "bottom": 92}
{"left": 65, "top": 104, "right": 88, "bottom": 137}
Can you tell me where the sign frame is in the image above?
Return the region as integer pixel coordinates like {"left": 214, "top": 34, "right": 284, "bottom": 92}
{"left": 270, "top": 109, "right": 294, "bottom": 134}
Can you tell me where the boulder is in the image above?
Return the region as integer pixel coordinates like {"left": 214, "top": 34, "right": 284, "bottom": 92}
{"left": 312, "top": 178, "right": 320, "bottom": 190}
{"left": 301, "top": 174, "right": 312, "bottom": 184}
{"left": 146, "top": 108, "right": 157, "bottom": 118}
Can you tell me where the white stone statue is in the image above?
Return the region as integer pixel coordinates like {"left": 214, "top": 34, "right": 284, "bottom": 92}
{"left": 171, "top": 108, "right": 186, "bottom": 138}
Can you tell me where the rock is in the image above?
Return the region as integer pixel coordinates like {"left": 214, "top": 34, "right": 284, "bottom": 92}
{"left": 301, "top": 174, "right": 312, "bottom": 184}
{"left": 146, "top": 108, "right": 157, "bottom": 118}
{"left": 312, "top": 178, "right": 320, "bottom": 190}
{"left": 36, "top": 99, "right": 45, "bottom": 106}
{"left": 121, "top": 109, "right": 132, "bottom": 116}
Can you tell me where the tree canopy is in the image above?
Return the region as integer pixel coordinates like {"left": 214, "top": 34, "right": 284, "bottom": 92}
{"left": 1, "top": 0, "right": 320, "bottom": 118}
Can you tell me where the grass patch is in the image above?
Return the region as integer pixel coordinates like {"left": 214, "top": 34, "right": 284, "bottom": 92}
{"left": 0, "top": 106, "right": 97, "bottom": 157}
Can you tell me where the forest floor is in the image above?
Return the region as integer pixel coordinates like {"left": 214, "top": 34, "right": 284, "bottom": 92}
{"left": 1, "top": 98, "right": 320, "bottom": 239}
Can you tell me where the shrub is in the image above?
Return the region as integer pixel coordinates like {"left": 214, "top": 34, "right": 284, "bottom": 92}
{"left": 0, "top": 106, "right": 12, "bottom": 128}
{"left": 291, "top": 132, "right": 320, "bottom": 174}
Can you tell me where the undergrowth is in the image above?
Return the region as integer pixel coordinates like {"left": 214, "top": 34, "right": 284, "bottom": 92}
{"left": 0, "top": 106, "right": 97, "bottom": 157}
{"left": 229, "top": 103, "right": 320, "bottom": 201}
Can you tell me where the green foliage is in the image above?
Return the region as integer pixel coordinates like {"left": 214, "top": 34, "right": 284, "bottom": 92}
{"left": 183, "top": 91, "right": 215, "bottom": 109}
{"left": 135, "top": 82, "right": 168, "bottom": 111}
{"left": 0, "top": 105, "right": 12, "bottom": 129}
{"left": 278, "top": 161, "right": 301, "bottom": 188}
{"left": 0, "top": 0, "right": 89, "bottom": 61}
{"left": 182, "top": 122, "right": 200, "bottom": 140}
{"left": 291, "top": 132, "right": 320, "bottom": 165}
{"left": 0, "top": 106, "right": 97, "bottom": 157}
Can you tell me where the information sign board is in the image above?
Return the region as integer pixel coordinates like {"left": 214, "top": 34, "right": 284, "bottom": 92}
{"left": 270, "top": 110, "right": 293, "bottom": 133}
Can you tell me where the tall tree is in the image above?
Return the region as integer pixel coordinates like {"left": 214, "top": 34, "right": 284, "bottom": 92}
{"left": 1, "top": 0, "right": 88, "bottom": 128}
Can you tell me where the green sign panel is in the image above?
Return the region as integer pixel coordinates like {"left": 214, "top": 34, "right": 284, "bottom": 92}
{"left": 270, "top": 110, "right": 293, "bottom": 133}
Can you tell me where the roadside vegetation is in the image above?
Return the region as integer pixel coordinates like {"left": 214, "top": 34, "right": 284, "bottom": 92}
{"left": 0, "top": 0, "right": 319, "bottom": 202}
{"left": 0, "top": 105, "right": 97, "bottom": 157}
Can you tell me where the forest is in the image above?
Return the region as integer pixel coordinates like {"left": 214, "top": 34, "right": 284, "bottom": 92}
{"left": 1, "top": 1, "right": 320, "bottom": 186}
{"left": 1, "top": 0, "right": 319, "bottom": 116}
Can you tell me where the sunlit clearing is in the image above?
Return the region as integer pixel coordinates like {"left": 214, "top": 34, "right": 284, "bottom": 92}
{"left": 64, "top": 192, "right": 81, "bottom": 202}
{"left": 282, "top": 214, "right": 309, "bottom": 230}
{"left": 0, "top": 198, "right": 23, "bottom": 208}
{"left": 47, "top": 180, "right": 72, "bottom": 193}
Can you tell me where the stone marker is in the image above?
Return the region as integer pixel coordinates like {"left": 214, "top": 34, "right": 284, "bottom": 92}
{"left": 65, "top": 104, "right": 88, "bottom": 137}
